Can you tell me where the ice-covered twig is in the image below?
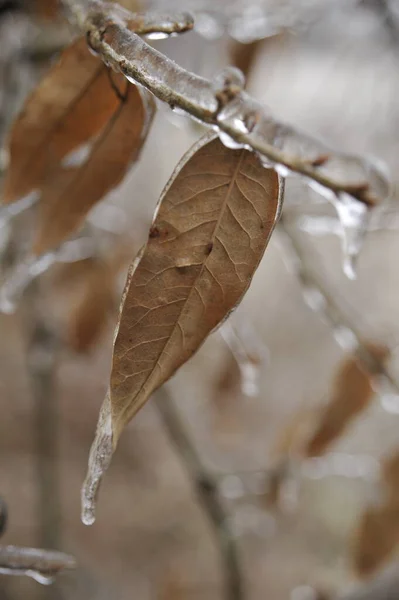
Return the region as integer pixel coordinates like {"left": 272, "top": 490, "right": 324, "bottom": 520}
{"left": 277, "top": 215, "right": 399, "bottom": 396}
{"left": 155, "top": 387, "right": 244, "bottom": 600}
{"left": 0, "top": 545, "right": 76, "bottom": 585}
{"left": 60, "top": 0, "right": 390, "bottom": 210}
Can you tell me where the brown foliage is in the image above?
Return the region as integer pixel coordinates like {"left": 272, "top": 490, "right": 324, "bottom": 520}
{"left": 352, "top": 503, "right": 399, "bottom": 577}
{"left": 2, "top": 38, "right": 120, "bottom": 205}
{"left": 108, "top": 134, "right": 281, "bottom": 442}
{"left": 305, "top": 344, "right": 389, "bottom": 457}
{"left": 68, "top": 243, "right": 132, "bottom": 353}
{"left": 33, "top": 0, "right": 59, "bottom": 20}
{"left": 2, "top": 36, "right": 155, "bottom": 255}
{"left": 32, "top": 77, "right": 154, "bottom": 255}
{"left": 382, "top": 450, "right": 399, "bottom": 504}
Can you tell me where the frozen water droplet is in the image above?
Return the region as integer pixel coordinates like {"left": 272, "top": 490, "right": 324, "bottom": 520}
{"left": 145, "top": 31, "right": 170, "bottom": 40}
{"left": 302, "top": 284, "right": 326, "bottom": 312}
{"left": 335, "top": 193, "right": 369, "bottom": 279}
{"left": 28, "top": 571, "right": 55, "bottom": 585}
{"left": 275, "top": 163, "right": 291, "bottom": 178}
{"left": 62, "top": 143, "right": 92, "bottom": 168}
{"left": 212, "top": 67, "right": 245, "bottom": 94}
{"left": 194, "top": 13, "right": 224, "bottom": 40}
{"left": 259, "top": 155, "right": 276, "bottom": 169}
{"left": 220, "top": 475, "right": 244, "bottom": 500}
{"left": 332, "top": 325, "right": 358, "bottom": 352}
{"left": 0, "top": 190, "right": 39, "bottom": 227}
{"left": 239, "top": 362, "right": 260, "bottom": 397}
{"left": 0, "top": 253, "right": 55, "bottom": 314}
{"left": 218, "top": 131, "right": 245, "bottom": 150}
{"left": 171, "top": 105, "right": 188, "bottom": 117}
{"left": 381, "top": 393, "right": 399, "bottom": 414}
{"left": 81, "top": 393, "right": 114, "bottom": 526}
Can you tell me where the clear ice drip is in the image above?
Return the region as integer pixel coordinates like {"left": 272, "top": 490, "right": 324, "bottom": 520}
{"left": 334, "top": 193, "right": 369, "bottom": 280}
{"left": 0, "top": 191, "right": 39, "bottom": 227}
{"left": 81, "top": 392, "right": 114, "bottom": 526}
{"left": 220, "top": 317, "right": 268, "bottom": 398}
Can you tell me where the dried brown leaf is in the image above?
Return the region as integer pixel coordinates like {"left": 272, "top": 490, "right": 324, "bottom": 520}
{"left": 352, "top": 503, "right": 399, "bottom": 577}
{"left": 230, "top": 40, "right": 262, "bottom": 80}
{"left": 68, "top": 243, "right": 132, "bottom": 353}
{"left": 32, "top": 79, "right": 155, "bottom": 255}
{"left": 305, "top": 344, "right": 389, "bottom": 457}
{"left": 81, "top": 134, "right": 282, "bottom": 524}
{"left": 2, "top": 38, "right": 121, "bottom": 205}
{"left": 381, "top": 450, "right": 399, "bottom": 503}
{"left": 33, "top": 0, "right": 59, "bottom": 20}
{"left": 110, "top": 134, "right": 281, "bottom": 441}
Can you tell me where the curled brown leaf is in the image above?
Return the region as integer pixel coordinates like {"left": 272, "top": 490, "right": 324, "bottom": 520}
{"left": 2, "top": 38, "right": 121, "bottom": 205}
{"left": 32, "top": 76, "right": 155, "bottom": 255}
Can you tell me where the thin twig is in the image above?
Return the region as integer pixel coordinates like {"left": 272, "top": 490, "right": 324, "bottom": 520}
{"left": 277, "top": 215, "right": 399, "bottom": 394}
{"left": 0, "top": 545, "right": 76, "bottom": 580}
{"left": 155, "top": 387, "right": 244, "bottom": 600}
{"left": 60, "top": 0, "right": 389, "bottom": 208}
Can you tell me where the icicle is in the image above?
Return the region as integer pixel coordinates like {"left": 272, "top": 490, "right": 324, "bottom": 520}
{"left": 335, "top": 193, "right": 369, "bottom": 279}
{"left": 145, "top": 32, "right": 170, "bottom": 40}
{"left": 81, "top": 392, "right": 114, "bottom": 526}
{"left": 301, "top": 284, "right": 327, "bottom": 312}
{"left": 0, "top": 566, "right": 55, "bottom": 584}
{"left": 297, "top": 215, "right": 341, "bottom": 237}
{"left": 332, "top": 325, "right": 359, "bottom": 352}
{"left": 374, "top": 375, "right": 399, "bottom": 415}
{"left": 62, "top": 142, "right": 92, "bottom": 168}
{"left": 0, "top": 253, "right": 55, "bottom": 314}
{"left": 0, "top": 546, "right": 75, "bottom": 584}
{"left": 220, "top": 317, "right": 268, "bottom": 398}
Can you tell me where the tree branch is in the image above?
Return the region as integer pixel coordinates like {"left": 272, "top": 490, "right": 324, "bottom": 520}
{"left": 60, "top": 0, "right": 389, "bottom": 208}
{"left": 155, "top": 388, "right": 244, "bottom": 600}
{"left": 277, "top": 215, "right": 399, "bottom": 395}
{"left": 0, "top": 545, "right": 76, "bottom": 583}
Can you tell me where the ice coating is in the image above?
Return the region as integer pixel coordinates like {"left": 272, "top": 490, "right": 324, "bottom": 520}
{"left": 335, "top": 193, "right": 369, "bottom": 279}
{"left": 0, "top": 545, "right": 76, "bottom": 584}
{"left": 0, "top": 253, "right": 56, "bottom": 314}
{"left": 81, "top": 392, "right": 114, "bottom": 525}
{"left": 0, "top": 191, "right": 39, "bottom": 226}
{"left": 220, "top": 317, "right": 268, "bottom": 398}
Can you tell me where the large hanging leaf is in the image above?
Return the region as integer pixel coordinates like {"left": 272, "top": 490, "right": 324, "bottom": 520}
{"left": 110, "top": 134, "right": 281, "bottom": 439}
{"left": 82, "top": 134, "right": 283, "bottom": 524}
{"left": 2, "top": 38, "right": 121, "bottom": 205}
{"left": 32, "top": 78, "right": 155, "bottom": 255}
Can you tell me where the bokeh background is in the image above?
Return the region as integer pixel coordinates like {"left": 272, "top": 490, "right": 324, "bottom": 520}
{"left": 1, "top": 1, "right": 399, "bottom": 598}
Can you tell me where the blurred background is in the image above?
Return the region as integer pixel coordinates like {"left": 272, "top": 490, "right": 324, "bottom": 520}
{"left": 1, "top": 0, "right": 399, "bottom": 598}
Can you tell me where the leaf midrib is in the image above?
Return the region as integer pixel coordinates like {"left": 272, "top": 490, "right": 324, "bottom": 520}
{"left": 114, "top": 145, "right": 247, "bottom": 423}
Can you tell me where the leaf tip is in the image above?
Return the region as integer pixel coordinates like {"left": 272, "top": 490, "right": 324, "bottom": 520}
{"left": 81, "top": 391, "right": 114, "bottom": 525}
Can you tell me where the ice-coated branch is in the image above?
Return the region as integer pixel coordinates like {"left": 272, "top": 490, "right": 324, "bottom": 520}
{"left": 60, "top": 0, "right": 389, "bottom": 209}
{"left": 0, "top": 545, "right": 76, "bottom": 585}
{"left": 277, "top": 215, "right": 399, "bottom": 396}
{"left": 155, "top": 387, "right": 244, "bottom": 600}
